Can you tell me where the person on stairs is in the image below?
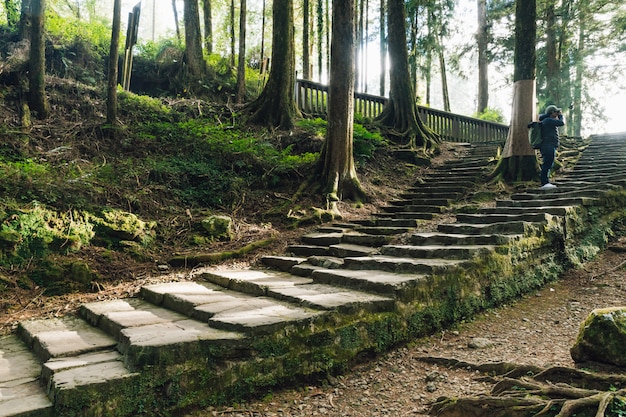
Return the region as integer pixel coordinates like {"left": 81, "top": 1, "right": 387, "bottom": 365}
{"left": 538, "top": 104, "right": 565, "bottom": 189}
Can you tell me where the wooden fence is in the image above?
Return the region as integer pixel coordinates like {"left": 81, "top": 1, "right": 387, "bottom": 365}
{"left": 295, "top": 79, "right": 508, "bottom": 143}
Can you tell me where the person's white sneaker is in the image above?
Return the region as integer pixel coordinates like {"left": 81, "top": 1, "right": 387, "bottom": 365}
{"left": 539, "top": 183, "right": 557, "bottom": 189}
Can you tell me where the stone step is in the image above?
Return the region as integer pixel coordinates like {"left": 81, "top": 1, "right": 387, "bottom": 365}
{"left": 375, "top": 211, "right": 434, "bottom": 220}
{"left": 0, "top": 335, "right": 53, "bottom": 417}
{"left": 496, "top": 197, "right": 600, "bottom": 208}
{"left": 287, "top": 244, "right": 329, "bottom": 256}
{"left": 301, "top": 232, "right": 343, "bottom": 246}
{"left": 309, "top": 268, "right": 428, "bottom": 301}
{"left": 80, "top": 295, "right": 244, "bottom": 367}
{"left": 400, "top": 191, "right": 463, "bottom": 200}
{"left": 350, "top": 218, "right": 420, "bottom": 228}
{"left": 437, "top": 221, "right": 530, "bottom": 235}
{"left": 381, "top": 204, "right": 446, "bottom": 214}
{"left": 381, "top": 244, "right": 498, "bottom": 259}
{"left": 455, "top": 212, "right": 551, "bottom": 224}
{"left": 511, "top": 189, "right": 610, "bottom": 201}
{"left": 341, "top": 231, "right": 395, "bottom": 246}
{"left": 139, "top": 280, "right": 320, "bottom": 338}
{"left": 475, "top": 206, "right": 574, "bottom": 217}
{"left": 290, "top": 258, "right": 344, "bottom": 276}
{"left": 353, "top": 225, "right": 414, "bottom": 235}
{"left": 342, "top": 255, "right": 467, "bottom": 274}
{"left": 261, "top": 255, "right": 307, "bottom": 272}
{"left": 408, "top": 232, "right": 522, "bottom": 246}
{"left": 43, "top": 351, "right": 139, "bottom": 409}
{"left": 198, "top": 269, "right": 393, "bottom": 314}
{"left": 17, "top": 316, "right": 117, "bottom": 363}
{"left": 328, "top": 243, "right": 380, "bottom": 257}
{"left": 407, "top": 185, "right": 470, "bottom": 193}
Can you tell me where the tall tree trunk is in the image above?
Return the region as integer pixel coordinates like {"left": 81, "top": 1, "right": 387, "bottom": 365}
{"left": 572, "top": 2, "right": 586, "bottom": 137}
{"left": 235, "top": 0, "right": 247, "bottom": 103}
{"left": 545, "top": 0, "right": 560, "bottom": 106}
{"left": 361, "top": 0, "right": 370, "bottom": 93}
{"left": 354, "top": 0, "right": 363, "bottom": 91}
{"left": 107, "top": 0, "right": 121, "bottom": 126}
{"left": 425, "top": 9, "right": 433, "bottom": 105}
{"left": 408, "top": 6, "right": 418, "bottom": 96}
{"left": 184, "top": 0, "right": 206, "bottom": 78}
{"left": 438, "top": 41, "right": 450, "bottom": 112}
{"left": 476, "top": 0, "right": 489, "bottom": 113}
{"left": 303, "top": 0, "right": 310, "bottom": 79}
{"left": 316, "top": 0, "right": 365, "bottom": 209}
{"left": 28, "top": 0, "right": 49, "bottom": 119}
{"left": 317, "top": 0, "right": 323, "bottom": 81}
{"left": 202, "top": 0, "right": 213, "bottom": 54}
{"left": 375, "top": 0, "right": 438, "bottom": 151}
{"left": 246, "top": 0, "right": 300, "bottom": 129}
{"left": 492, "top": 0, "right": 537, "bottom": 182}
{"left": 229, "top": 0, "right": 235, "bottom": 68}
{"left": 172, "top": 0, "right": 181, "bottom": 43}
{"left": 19, "top": 0, "right": 32, "bottom": 40}
{"left": 379, "top": 0, "right": 386, "bottom": 96}
{"left": 325, "top": 0, "right": 330, "bottom": 79}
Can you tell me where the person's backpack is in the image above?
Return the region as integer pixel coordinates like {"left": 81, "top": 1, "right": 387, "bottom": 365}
{"left": 528, "top": 121, "right": 543, "bottom": 149}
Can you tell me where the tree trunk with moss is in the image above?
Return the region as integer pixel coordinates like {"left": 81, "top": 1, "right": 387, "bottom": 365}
{"left": 490, "top": 0, "right": 537, "bottom": 183}
{"left": 315, "top": 0, "right": 365, "bottom": 211}
{"left": 246, "top": 0, "right": 300, "bottom": 129}
{"left": 184, "top": 0, "right": 206, "bottom": 78}
{"left": 235, "top": 0, "right": 246, "bottom": 103}
{"left": 106, "top": 0, "right": 121, "bottom": 127}
{"left": 202, "top": 0, "right": 213, "bottom": 54}
{"left": 375, "top": 0, "right": 438, "bottom": 152}
{"left": 28, "top": 0, "right": 49, "bottom": 120}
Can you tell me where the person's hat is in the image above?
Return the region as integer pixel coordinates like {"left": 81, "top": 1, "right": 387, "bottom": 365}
{"left": 545, "top": 104, "right": 562, "bottom": 114}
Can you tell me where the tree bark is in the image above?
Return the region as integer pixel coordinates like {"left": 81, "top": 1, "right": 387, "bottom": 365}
{"left": 172, "top": 0, "right": 181, "bottom": 43}
{"left": 229, "top": 0, "right": 235, "bottom": 68}
{"left": 476, "top": 0, "right": 489, "bottom": 114}
{"left": 438, "top": 41, "right": 450, "bottom": 112}
{"left": 184, "top": 0, "right": 206, "bottom": 78}
{"left": 572, "top": 2, "right": 586, "bottom": 137}
{"left": 316, "top": 0, "right": 323, "bottom": 81}
{"left": 491, "top": 0, "right": 537, "bottom": 183}
{"left": 545, "top": 0, "right": 560, "bottom": 106}
{"left": 375, "top": 0, "right": 438, "bottom": 151}
{"left": 107, "top": 0, "right": 121, "bottom": 127}
{"left": 303, "top": 0, "right": 310, "bottom": 79}
{"left": 202, "top": 0, "right": 213, "bottom": 54}
{"left": 235, "top": 0, "right": 246, "bottom": 103}
{"left": 379, "top": 0, "right": 386, "bottom": 96}
{"left": 246, "top": 0, "right": 300, "bottom": 129}
{"left": 28, "top": 0, "right": 49, "bottom": 119}
{"left": 316, "top": 0, "right": 365, "bottom": 208}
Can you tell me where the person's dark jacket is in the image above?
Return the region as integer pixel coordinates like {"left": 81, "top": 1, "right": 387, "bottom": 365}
{"left": 538, "top": 113, "right": 565, "bottom": 148}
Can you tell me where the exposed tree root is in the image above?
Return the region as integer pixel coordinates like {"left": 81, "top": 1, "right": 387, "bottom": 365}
{"left": 422, "top": 357, "right": 626, "bottom": 417}
{"left": 167, "top": 237, "right": 277, "bottom": 267}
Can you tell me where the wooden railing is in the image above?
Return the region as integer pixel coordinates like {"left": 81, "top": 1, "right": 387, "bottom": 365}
{"left": 295, "top": 79, "right": 509, "bottom": 143}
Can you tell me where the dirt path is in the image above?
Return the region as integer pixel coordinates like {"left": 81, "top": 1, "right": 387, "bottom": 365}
{"left": 189, "top": 238, "right": 626, "bottom": 417}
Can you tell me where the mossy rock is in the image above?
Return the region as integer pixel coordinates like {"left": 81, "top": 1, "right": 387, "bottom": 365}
{"left": 201, "top": 215, "right": 234, "bottom": 241}
{"left": 570, "top": 307, "right": 626, "bottom": 367}
{"left": 91, "top": 209, "right": 156, "bottom": 245}
{"left": 30, "top": 259, "right": 99, "bottom": 295}
{"left": 0, "top": 229, "right": 22, "bottom": 249}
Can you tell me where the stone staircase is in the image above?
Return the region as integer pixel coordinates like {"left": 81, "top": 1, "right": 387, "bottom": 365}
{"left": 2, "top": 134, "right": 626, "bottom": 417}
